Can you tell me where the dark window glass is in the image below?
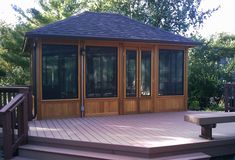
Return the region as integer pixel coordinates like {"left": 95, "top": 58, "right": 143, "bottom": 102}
{"left": 42, "top": 44, "right": 78, "bottom": 99}
{"left": 126, "top": 50, "right": 137, "bottom": 97}
{"left": 141, "top": 51, "right": 151, "bottom": 96}
{"left": 159, "top": 49, "right": 184, "bottom": 95}
{"left": 86, "top": 46, "right": 117, "bottom": 98}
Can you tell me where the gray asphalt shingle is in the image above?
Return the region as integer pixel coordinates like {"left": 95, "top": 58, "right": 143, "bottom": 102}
{"left": 26, "top": 11, "right": 199, "bottom": 45}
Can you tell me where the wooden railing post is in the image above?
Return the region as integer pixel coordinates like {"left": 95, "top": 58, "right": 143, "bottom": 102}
{"left": 19, "top": 87, "right": 32, "bottom": 121}
{"left": 224, "top": 83, "right": 235, "bottom": 112}
{"left": 224, "top": 84, "right": 228, "bottom": 112}
{"left": 23, "top": 93, "right": 28, "bottom": 144}
{"left": 0, "top": 93, "right": 28, "bottom": 159}
{"left": 2, "top": 112, "right": 13, "bottom": 159}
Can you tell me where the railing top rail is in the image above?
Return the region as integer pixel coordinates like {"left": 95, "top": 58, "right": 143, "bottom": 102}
{"left": 224, "top": 83, "right": 235, "bottom": 86}
{"left": 0, "top": 93, "right": 25, "bottom": 113}
{"left": 0, "top": 86, "right": 29, "bottom": 90}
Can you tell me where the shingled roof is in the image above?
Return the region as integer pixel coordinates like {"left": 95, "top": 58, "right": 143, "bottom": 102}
{"left": 26, "top": 11, "right": 199, "bottom": 45}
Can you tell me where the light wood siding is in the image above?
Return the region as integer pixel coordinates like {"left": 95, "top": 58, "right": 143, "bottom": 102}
{"left": 123, "top": 99, "right": 138, "bottom": 114}
{"left": 155, "top": 96, "right": 185, "bottom": 112}
{"left": 139, "top": 98, "right": 153, "bottom": 113}
{"left": 85, "top": 99, "right": 119, "bottom": 116}
{"left": 40, "top": 100, "right": 80, "bottom": 119}
{"left": 35, "top": 38, "right": 190, "bottom": 119}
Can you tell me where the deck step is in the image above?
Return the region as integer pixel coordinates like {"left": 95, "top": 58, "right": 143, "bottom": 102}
{"left": 18, "top": 144, "right": 147, "bottom": 160}
{"left": 18, "top": 144, "right": 211, "bottom": 160}
{"left": 155, "top": 152, "right": 211, "bottom": 160}
{"left": 12, "top": 157, "right": 34, "bottom": 160}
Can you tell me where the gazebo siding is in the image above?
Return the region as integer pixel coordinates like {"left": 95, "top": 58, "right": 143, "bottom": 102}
{"left": 33, "top": 38, "right": 189, "bottom": 119}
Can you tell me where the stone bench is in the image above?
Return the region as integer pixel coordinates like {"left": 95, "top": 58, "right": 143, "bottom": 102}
{"left": 184, "top": 112, "right": 235, "bottom": 140}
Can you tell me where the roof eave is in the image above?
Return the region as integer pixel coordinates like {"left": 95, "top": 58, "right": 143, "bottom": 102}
{"left": 25, "top": 33, "right": 201, "bottom": 47}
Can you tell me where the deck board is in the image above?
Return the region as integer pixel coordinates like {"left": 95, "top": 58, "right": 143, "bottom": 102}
{"left": 28, "top": 111, "right": 235, "bottom": 148}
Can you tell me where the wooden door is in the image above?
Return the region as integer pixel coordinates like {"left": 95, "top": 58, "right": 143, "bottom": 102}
{"left": 123, "top": 48, "right": 153, "bottom": 114}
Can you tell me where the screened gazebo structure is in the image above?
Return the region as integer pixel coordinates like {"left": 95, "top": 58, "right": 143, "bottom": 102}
{"left": 24, "top": 11, "right": 199, "bottom": 119}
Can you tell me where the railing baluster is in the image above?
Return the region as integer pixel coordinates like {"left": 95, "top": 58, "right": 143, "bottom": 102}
{"left": 7, "top": 92, "right": 11, "bottom": 105}
{"left": 0, "top": 92, "right": 2, "bottom": 108}
{"left": 3, "top": 92, "right": 7, "bottom": 107}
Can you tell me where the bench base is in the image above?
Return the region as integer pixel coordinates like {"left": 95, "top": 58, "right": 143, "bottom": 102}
{"left": 200, "top": 124, "right": 216, "bottom": 140}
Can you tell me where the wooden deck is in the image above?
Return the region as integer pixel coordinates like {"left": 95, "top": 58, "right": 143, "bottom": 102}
{"left": 28, "top": 111, "right": 235, "bottom": 147}
{"left": 23, "top": 111, "right": 235, "bottom": 159}
{"left": 2, "top": 111, "right": 235, "bottom": 159}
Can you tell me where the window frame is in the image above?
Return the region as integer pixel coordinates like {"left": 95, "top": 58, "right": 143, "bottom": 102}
{"left": 85, "top": 46, "right": 118, "bottom": 98}
{"left": 41, "top": 44, "right": 79, "bottom": 100}
{"left": 140, "top": 50, "right": 152, "bottom": 97}
{"left": 158, "top": 49, "right": 185, "bottom": 96}
{"left": 125, "top": 49, "right": 138, "bottom": 98}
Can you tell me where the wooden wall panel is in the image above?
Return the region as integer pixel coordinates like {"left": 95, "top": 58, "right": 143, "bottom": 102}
{"left": 123, "top": 99, "right": 138, "bottom": 114}
{"left": 35, "top": 38, "right": 191, "bottom": 119}
{"left": 155, "top": 96, "right": 185, "bottom": 112}
{"left": 40, "top": 100, "right": 80, "bottom": 119}
{"left": 139, "top": 99, "right": 153, "bottom": 113}
{"left": 85, "top": 99, "right": 119, "bottom": 116}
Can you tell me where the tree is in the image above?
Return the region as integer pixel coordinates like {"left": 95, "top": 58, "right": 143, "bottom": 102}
{"left": 0, "top": 0, "right": 217, "bottom": 85}
{"left": 188, "top": 33, "right": 235, "bottom": 110}
{"left": 0, "top": 0, "right": 81, "bottom": 85}
{"left": 0, "top": 21, "right": 30, "bottom": 85}
{"left": 80, "top": 0, "right": 218, "bottom": 34}
{"left": 12, "top": 0, "right": 81, "bottom": 28}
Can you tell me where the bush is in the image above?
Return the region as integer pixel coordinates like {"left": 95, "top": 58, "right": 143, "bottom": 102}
{"left": 189, "top": 100, "right": 200, "bottom": 110}
{"left": 205, "top": 101, "right": 225, "bottom": 111}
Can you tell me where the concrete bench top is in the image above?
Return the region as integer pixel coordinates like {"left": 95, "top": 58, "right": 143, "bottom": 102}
{"left": 184, "top": 112, "right": 235, "bottom": 125}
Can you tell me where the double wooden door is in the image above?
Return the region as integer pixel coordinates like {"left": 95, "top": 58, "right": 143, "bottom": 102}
{"left": 123, "top": 48, "right": 154, "bottom": 114}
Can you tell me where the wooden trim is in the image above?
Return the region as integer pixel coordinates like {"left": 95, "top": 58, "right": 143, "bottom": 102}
{"left": 38, "top": 39, "right": 42, "bottom": 119}
{"left": 44, "top": 38, "right": 196, "bottom": 47}
{"left": 85, "top": 98, "right": 119, "bottom": 101}
{"left": 124, "top": 47, "right": 139, "bottom": 98}
{"left": 157, "top": 95, "right": 185, "bottom": 99}
{"left": 40, "top": 38, "right": 79, "bottom": 44}
{"left": 118, "top": 43, "right": 123, "bottom": 114}
{"left": 158, "top": 45, "right": 186, "bottom": 50}
{"left": 155, "top": 45, "right": 159, "bottom": 97}
{"left": 184, "top": 48, "right": 189, "bottom": 110}
{"left": 41, "top": 98, "right": 80, "bottom": 102}
{"left": 84, "top": 40, "right": 119, "bottom": 46}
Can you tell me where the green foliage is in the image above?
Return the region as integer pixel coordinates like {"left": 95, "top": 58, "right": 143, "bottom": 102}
{"left": 0, "top": 21, "right": 30, "bottom": 85}
{"left": 0, "top": 66, "right": 29, "bottom": 86}
{"left": 81, "top": 0, "right": 218, "bottom": 34}
{"left": 0, "top": 0, "right": 217, "bottom": 86}
{"left": 189, "top": 100, "right": 200, "bottom": 110}
{"left": 205, "top": 101, "right": 224, "bottom": 111}
{"left": 12, "top": 0, "right": 80, "bottom": 28}
{"left": 189, "top": 33, "right": 235, "bottom": 110}
{"left": 0, "top": 0, "right": 81, "bottom": 86}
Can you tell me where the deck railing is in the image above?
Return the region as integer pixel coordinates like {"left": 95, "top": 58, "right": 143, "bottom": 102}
{"left": 0, "top": 93, "right": 28, "bottom": 159}
{"left": 0, "top": 86, "right": 33, "bottom": 121}
{"left": 224, "top": 83, "right": 235, "bottom": 112}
